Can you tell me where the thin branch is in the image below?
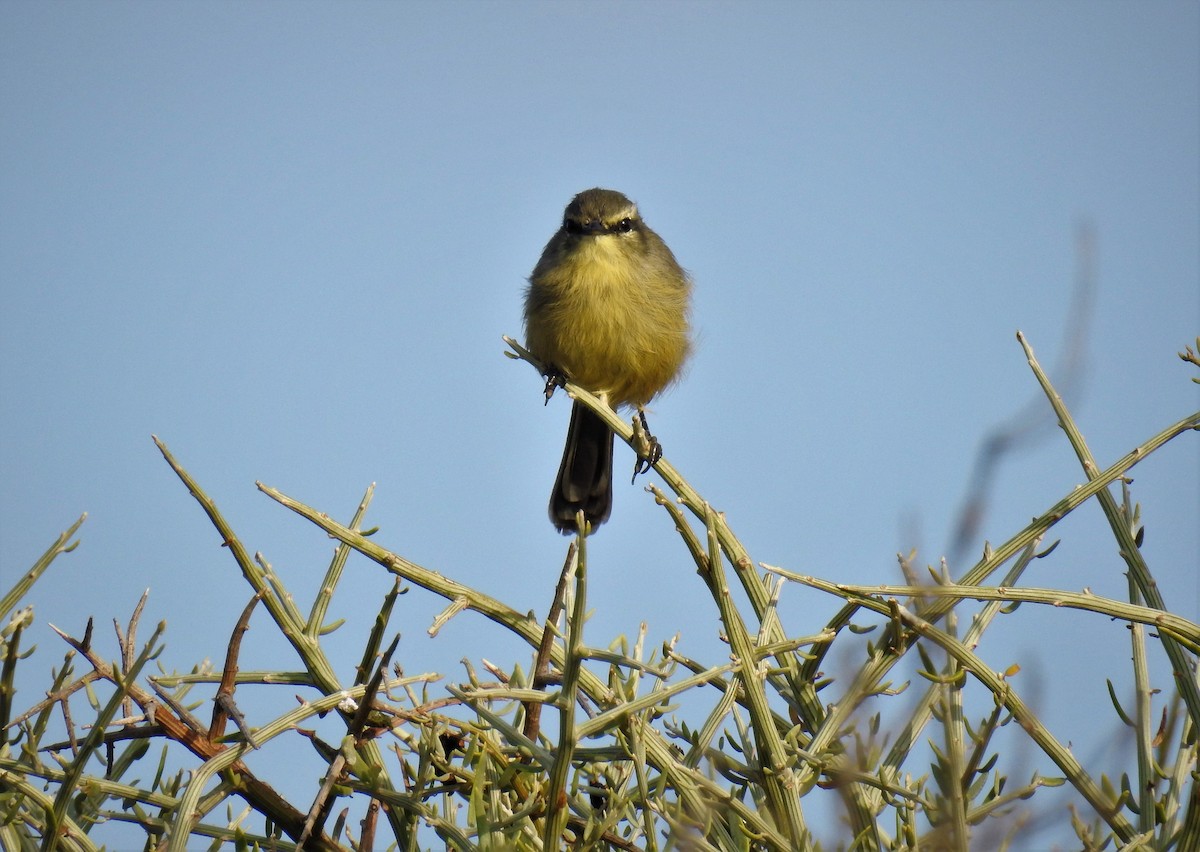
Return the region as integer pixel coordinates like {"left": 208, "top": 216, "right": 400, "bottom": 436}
{"left": 47, "top": 621, "right": 341, "bottom": 851}
{"left": 1018, "top": 331, "right": 1200, "bottom": 727}
{"left": 522, "top": 542, "right": 574, "bottom": 743}
{"left": 209, "top": 592, "right": 263, "bottom": 747}
{"left": 299, "top": 634, "right": 401, "bottom": 849}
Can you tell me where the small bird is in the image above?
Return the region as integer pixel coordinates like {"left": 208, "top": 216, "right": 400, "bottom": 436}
{"left": 524, "top": 188, "right": 692, "bottom": 534}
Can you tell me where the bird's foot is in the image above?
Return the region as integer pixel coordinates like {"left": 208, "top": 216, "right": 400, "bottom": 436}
{"left": 631, "top": 410, "right": 662, "bottom": 481}
{"left": 542, "top": 369, "right": 567, "bottom": 405}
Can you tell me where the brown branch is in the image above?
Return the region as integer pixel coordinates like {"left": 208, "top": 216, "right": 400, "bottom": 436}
{"left": 360, "top": 798, "right": 379, "bottom": 852}
{"left": 113, "top": 589, "right": 149, "bottom": 721}
{"left": 48, "top": 621, "right": 342, "bottom": 851}
{"left": 59, "top": 695, "right": 78, "bottom": 756}
{"left": 148, "top": 677, "right": 208, "bottom": 737}
{"left": 209, "top": 592, "right": 263, "bottom": 747}
{"left": 299, "top": 634, "right": 401, "bottom": 849}
{"left": 521, "top": 542, "right": 574, "bottom": 743}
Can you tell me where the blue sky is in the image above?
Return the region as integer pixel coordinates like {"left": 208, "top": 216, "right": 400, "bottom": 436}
{"left": 2, "top": 3, "right": 1197, "bottom": 847}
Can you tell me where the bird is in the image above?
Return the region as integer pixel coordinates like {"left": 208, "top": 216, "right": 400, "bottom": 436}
{"left": 524, "top": 188, "right": 692, "bottom": 534}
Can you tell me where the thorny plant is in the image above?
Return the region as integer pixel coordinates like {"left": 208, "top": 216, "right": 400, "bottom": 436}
{"left": 1, "top": 335, "right": 1198, "bottom": 851}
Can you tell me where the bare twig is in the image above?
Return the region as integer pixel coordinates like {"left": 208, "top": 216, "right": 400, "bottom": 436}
{"left": 209, "top": 592, "right": 263, "bottom": 748}
{"left": 113, "top": 590, "right": 149, "bottom": 723}
{"left": 360, "top": 799, "right": 379, "bottom": 852}
{"left": 522, "top": 542, "right": 574, "bottom": 743}
{"left": 299, "top": 634, "right": 401, "bottom": 849}
{"left": 47, "top": 620, "right": 341, "bottom": 851}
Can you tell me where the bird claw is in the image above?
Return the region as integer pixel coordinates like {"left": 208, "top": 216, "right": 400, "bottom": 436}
{"left": 631, "top": 443, "right": 661, "bottom": 481}
{"left": 630, "top": 411, "right": 662, "bottom": 482}
{"left": 542, "top": 370, "right": 567, "bottom": 405}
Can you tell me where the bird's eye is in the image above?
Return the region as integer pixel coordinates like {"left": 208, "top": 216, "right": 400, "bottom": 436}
{"left": 564, "top": 218, "right": 583, "bottom": 235}
{"left": 616, "top": 218, "right": 635, "bottom": 232}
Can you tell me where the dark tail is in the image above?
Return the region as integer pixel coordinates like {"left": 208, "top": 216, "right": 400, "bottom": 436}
{"left": 549, "top": 401, "right": 614, "bottom": 534}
